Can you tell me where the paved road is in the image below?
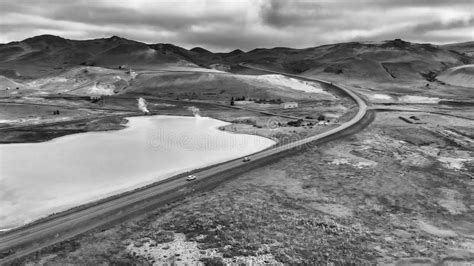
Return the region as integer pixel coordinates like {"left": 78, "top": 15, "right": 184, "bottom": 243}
{"left": 0, "top": 65, "right": 367, "bottom": 263}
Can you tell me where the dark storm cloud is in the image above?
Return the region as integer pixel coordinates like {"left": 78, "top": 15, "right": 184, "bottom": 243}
{"left": 49, "top": 3, "right": 236, "bottom": 30}
{"left": 0, "top": 0, "right": 472, "bottom": 51}
{"left": 259, "top": 0, "right": 325, "bottom": 28}
{"left": 257, "top": 0, "right": 473, "bottom": 47}
{"left": 259, "top": 0, "right": 473, "bottom": 28}
{"left": 413, "top": 17, "right": 474, "bottom": 33}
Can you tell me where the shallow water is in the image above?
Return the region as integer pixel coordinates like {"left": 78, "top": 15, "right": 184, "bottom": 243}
{"left": 0, "top": 115, "right": 275, "bottom": 230}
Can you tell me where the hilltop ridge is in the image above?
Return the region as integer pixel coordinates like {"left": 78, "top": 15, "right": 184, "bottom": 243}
{"left": 0, "top": 35, "right": 471, "bottom": 84}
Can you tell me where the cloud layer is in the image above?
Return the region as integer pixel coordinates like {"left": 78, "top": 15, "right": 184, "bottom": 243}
{"left": 1, "top": 0, "right": 472, "bottom": 51}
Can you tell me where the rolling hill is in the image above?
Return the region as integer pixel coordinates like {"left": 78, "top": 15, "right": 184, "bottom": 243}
{"left": 442, "top": 41, "right": 474, "bottom": 57}
{"left": 0, "top": 35, "right": 202, "bottom": 78}
{"left": 0, "top": 35, "right": 472, "bottom": 89}
{"left": 227, "top": 39, "right": 473, "bottom": 83}
{"left": 436, "top": 64, "right": 474, "bottom": 88}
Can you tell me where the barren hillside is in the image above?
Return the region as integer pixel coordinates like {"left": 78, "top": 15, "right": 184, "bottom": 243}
{"left": 229, "top": 39, "right": 473, "bottom": 83}
{"left": 437, "top": 64, "right": 474, "bottom": 88}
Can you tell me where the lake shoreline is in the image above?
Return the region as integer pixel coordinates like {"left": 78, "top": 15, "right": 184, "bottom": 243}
{"left": 0, "top": 112, "right": 281, "bottom": 145}
{"left": 0, "top": 115, "right": 276, "bottom": 230}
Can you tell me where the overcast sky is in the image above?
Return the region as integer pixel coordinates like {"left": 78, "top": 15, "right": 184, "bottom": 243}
{"left": 1, "top": 0, "right": 473, "bottom": 51}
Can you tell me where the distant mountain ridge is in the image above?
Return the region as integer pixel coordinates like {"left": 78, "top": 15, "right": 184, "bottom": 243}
{"left": 441, "top": 41, "right": 474, "bottom": 57}
{"left": 229, "top": 39, "right": 473, "bottom": 83}
{"left": 0, "top": 35, "right": 472, "bottom": 82}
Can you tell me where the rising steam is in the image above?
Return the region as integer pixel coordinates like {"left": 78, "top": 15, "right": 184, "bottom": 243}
{"left": 187, "top": 106, "right": 201, "bottom": 118}
{"left": 137, "top": 97, "right": 149, "bottom": 114}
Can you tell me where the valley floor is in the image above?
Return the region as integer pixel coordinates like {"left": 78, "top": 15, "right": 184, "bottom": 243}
{"left": 1, "top": 35, "right": 473, "bottom": 264}
{"left": 0, "top": 95, "right": 352, "bottom": 144}
{"left": 17, "top": 108, "right": 474, "bottom": 264}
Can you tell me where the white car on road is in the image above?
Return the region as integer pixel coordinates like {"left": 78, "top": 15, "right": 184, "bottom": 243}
{"left": 186, "top": 175, "right": 197, "bottom": 181}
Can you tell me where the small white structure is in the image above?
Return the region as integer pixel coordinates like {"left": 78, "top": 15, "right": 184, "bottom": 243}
{"left": 90, "top": 95, "right": 102, "bottom": 101}
{"left": 280, "top": 102, "right": 298, "bottom": 109}
{"left": 127, "top": 68, "right": 137, "bottom": 79}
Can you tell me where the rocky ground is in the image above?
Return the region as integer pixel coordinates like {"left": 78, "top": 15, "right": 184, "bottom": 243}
{"left": 18, "top": 108, "right": 474, "bottom": 265}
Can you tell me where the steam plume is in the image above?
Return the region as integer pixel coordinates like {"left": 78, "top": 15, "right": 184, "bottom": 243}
{"left": 138, "top": 97, "right": 149, "bottom": 113}
{"left": 187, "top": 106, "right": 201, "bottom": 118}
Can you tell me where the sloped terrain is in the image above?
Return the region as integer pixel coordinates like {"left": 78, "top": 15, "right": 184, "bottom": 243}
{"left": 1, "top": 35, "right": 472, "bottom": 111}
{"left": 0, "top": 35, "right": 202, "bottom": 78}
{"left": 1, "top": 34, "right": 473, "bottom": 265}
{"left": 442, "top": 41, "right": 474, "bottom": 57}
{"left": 18, "top": 110, "right": 474, "bottom": 265}
{"left": 0, "top": 66, "right": 132, "bottom": 96}
{"left": 124, "top": 71, "right": 334, "bottom": 102}
{"left": 0, "top": 75, "right": 23, "bottom": 89}
{"left": 437, "top": 64, "right": 474, "bottom": 88}
{"left": 1, "top": 35, "right": 471, "bottom": 87}
{"left": 230, "top": 40, "right": 472, "bottom": 84}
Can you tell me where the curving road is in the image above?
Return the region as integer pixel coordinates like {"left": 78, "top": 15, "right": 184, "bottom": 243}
{"left": 0, "top": 64, "right": 367, "bottom": 264}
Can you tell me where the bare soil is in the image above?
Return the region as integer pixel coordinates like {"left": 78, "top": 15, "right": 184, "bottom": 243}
{"left": 0, "top": 94, "right": 350, "bottom": 144}
{"left": 18, "top": 108, "right": 474, "bottom": 265}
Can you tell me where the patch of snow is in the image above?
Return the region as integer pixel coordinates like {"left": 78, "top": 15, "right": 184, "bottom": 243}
{"left": 85, "top": 83, "right": 114, "bottom": 95}
{"left": 330, "top": 158, "right": 350, "bottom": 165}
{"left": 152, "top": 103, "right": 176, "bottom": 107}
{"left": 418, "top": 220, "right": 457, "bottom": 237}
{"left": 0, "top": 117, "right": 41, "bottom": 124}
{"left": 21, "top": 97, "right": 44, "bottom": 101}
{"left": 233, "top": 100, "right": 254, "bottom": 105}
{"left": 136, "top": 48, "right": 157, "bottom": 58}
{"left": 438, "top": 157, "right": 471, "bottom": 170}
{"left": 366, "top": 93, "right": 444, "bottom": 104}
{"left": 161, "top": 66, "right": 225, "bottom": 73}
{"left": 355, "top": 161, "right": 376, "bottom": 168}
{"left": 32, "top": 91, "right": 49, "bottom": 95}
{"left": 368, "top": 93, "right": 393, "bottom": 101}
{"left": 27, "top": 77, "right": 68, "bottom": 87}
{"left": 254, "top": 74, "right": 332, "bottom": 95}
{"left": 397, "top": 95, "right": 442, "bottom": 104}
{"left": 322, "top": 112, "right": 341, "bottom": 118}
{"left": 447, "top": 64, "right": 474, "bottom": 72}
